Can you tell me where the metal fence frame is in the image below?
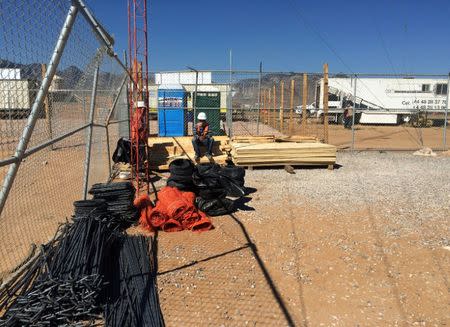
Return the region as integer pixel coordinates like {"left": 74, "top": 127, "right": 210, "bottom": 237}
{"left": 0, "top": 0, "right": 129, "bottom": 218}
{"left": 149, "top": 69, "right": 449, "bottom": 151}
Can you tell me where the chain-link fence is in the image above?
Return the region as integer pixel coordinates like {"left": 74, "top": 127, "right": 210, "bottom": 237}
{"left": 149, "top": 70, "right": 449, "bottom": 151}
{"left": 0, "top": 0, "right": 128, "bottom": 280}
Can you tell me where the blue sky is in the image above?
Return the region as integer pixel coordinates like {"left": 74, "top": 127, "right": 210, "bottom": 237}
{"left": 88, "top": 0, "right": 450, "bottom": 74}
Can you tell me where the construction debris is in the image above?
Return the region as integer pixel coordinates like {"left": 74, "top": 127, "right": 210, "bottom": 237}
{"left": 413, "top": 147, "right": 437, "bottom": 157}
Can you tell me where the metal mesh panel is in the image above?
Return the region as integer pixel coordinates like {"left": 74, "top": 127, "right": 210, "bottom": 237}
{"left": 0, "top": 0, "right": 128, "bottom": 278}
{"left": 0, "top": 132, "right": 85, "bottom": 277}
{"left": 350, "top": 73, "right": 449, "bottom": 151}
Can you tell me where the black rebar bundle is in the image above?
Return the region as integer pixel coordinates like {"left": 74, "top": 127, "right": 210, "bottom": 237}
{"left": 1, "top": 193, "right": 164, "bottom": 327}
{"left": 0, "top": 200, "right": 114, "bottom": 326}
{"left": 104, "top": 235, "right": 164, "bottom": 327}
{"left": 89, "top": 182, "right": 138, "bottom": 229}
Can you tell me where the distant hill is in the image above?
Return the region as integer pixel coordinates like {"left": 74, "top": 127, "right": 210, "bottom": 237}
{"left": 0, "top": 59, "right": 121, "bottom": 89}
{"left": 232, "top": 73, "right": 322, "bottom": 108}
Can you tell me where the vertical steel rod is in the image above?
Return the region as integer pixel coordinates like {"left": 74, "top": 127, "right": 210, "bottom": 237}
{"left": 0, "top": 4, "right": 79, "bottom": 216}
{"left": 229, "top": 49, "right": 233, "bottom": 137}
{"left": 351, "top": 76, "right": 357, "bottom": 152}
{"left": 82, "top": 66, "right": 100, "bottom": 199}
{"left": 443, "top": 73, "right": 449, "bottom": 150}
{"left": 256, "top": 62, "right": 262, "bottom": 135}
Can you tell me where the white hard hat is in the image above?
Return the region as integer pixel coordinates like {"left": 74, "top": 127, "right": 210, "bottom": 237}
{"left": 136, "top": 100, "right": 146, "bottom": 108}
{"left": 197, "top": 112, "right": 207, "bottom": 120}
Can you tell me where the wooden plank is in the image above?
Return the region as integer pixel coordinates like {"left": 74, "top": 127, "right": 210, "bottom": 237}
{"left": 147, "top": 136, "right": 230, "bottom": 170}
{"left": 231, "top": 140, "right": 336, "bottom": 166}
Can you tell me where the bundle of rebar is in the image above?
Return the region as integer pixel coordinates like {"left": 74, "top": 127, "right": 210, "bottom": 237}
{"left": 1, "top": 193, "right": 164, "bottom": 326}
{"left": 0, "top": 200, "right": 113, "bottom": 325}
{"left": 104, "top": 235, "right": 164, "bottom": 327}
{"left": 0, "top": 224, "right": 68, "bottom": 314}
{"left": 89, "top": 182, "right": 137, "bottom": 229}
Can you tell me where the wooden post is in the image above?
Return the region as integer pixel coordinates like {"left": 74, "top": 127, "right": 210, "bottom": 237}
{"left": 302, "top": 73, "right": 308, "bottom": 135}
{"left": 280, "top": 80, "right": 284, "bottom": 132}
{"left": 264, "top": 89, "right": 267, "bottom": 123}
{"left": 289, "top": 79, "right": 295, "bottom": 136}
{"left": 323, "top": 63, "right": 329, "bottom": 143}
{"left": 41, "top": 64, "right": 53, "bottom": 145}
{"left": 272, "top": 84, "right": 276, "bottom": 129}
{"left": 268, "top": 88, "right": 271, "bottom": 126}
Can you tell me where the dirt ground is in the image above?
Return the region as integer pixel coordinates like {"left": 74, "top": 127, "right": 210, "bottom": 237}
{"left": 1, "top": 118, "right": 449, "bottom": 325}
{"left": 156, "top": 152, "right": 450, "bottom": 326}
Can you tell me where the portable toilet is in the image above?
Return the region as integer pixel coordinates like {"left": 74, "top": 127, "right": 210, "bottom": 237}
{"left": 158, "top": 84, "right": 186, "bottom": 136}
{"left": 194, "top": 88, "right": 222, "bottom": 135}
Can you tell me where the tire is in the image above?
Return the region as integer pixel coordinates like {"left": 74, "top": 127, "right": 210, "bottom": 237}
{"left": 219, "top": 166, "right": 245, "bottom": 180}
{"left": 169, "top": 159, "right": 194, "bottom": 175}
{"left": 167, "top": 177, "right": 194, "bottom": 191}
{"left": 169, "top": 172, "right": 193, "bottom": 183}
{"left": 196, "top": 163, "right": 220, "bottom": 175}
{"left": 198, "top": 188, "right": 227, "bottom": 200}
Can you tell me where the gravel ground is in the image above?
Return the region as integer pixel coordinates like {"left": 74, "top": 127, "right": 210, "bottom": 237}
{"left": 157, "top": 151, "right": 450, "bottom": 326}
{"left": 245, "top": 152, "right": 450, "bottom": 239}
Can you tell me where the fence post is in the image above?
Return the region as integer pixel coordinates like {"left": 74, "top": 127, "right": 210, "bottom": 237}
{"left": 268, "top": 88, "right": 271, "bottom": 127}
{"left": 104, "top": 74, "right": 127, "bottom": 176}
{"left": 273, "top": 84, "right": 276, "bottom": 129}
{"left": 0, "top": 4, "right": 79, "bottom": 216}
{"left": 289, "top": 79, "right": 295, "bottom": 136}
{"left": 82, "top": 65, "right": 100, "bottom": 199}
{"left": 444, "top": 73, "right": 450, "bottom": 150}
{"left": 323, "top": 63, "right": 329, "bottom": 143}
{"left": 123, "top": 50, "right": 131, "bottom": 137}
{"left": 280, "top": 81, "right": 284, "bottom": 133}
{"left": 351, "top": 75, "right": 357, "bottom": 152}
{"left": 302, "top": 73, "right": 308, "bottom": 135}
{"left": 41, "top": 64, "right": 53, "bottom": 147}
{"left": 256, "top": 62, "right": 262, "bottom": 135}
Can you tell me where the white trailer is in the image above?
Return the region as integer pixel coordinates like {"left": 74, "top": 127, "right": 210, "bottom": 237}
{"left": 0, "top": 79, "right": 38, "bottom": 118}
{"left": 313, "top": 77, "right": 448, "bottom": 125}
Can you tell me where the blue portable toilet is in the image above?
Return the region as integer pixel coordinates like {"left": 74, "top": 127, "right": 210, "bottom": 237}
{"left": 158, "top": 84, "right": 186, "bottom": 136}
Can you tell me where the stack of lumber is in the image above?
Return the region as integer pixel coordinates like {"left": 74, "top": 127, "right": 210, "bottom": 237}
{"left": 231, "top": 135, "right": 276, "bottom": 143}
{"left": 231, "top": 142, "right": 336, "bottom": 167}
{"left": 147, "top": 136, "right": 229, "bottom": 170}
{"left": 231, "top": 135, "right": 320, "bottom": 144}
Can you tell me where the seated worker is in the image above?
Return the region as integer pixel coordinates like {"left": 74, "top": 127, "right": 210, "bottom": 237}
{"left": 192, "top": 112, "right": 214, "bottom": 160}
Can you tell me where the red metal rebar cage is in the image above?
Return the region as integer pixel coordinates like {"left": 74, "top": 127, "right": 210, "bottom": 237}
{"left": 128, "top": 0, "right": 150, "bottom": 195}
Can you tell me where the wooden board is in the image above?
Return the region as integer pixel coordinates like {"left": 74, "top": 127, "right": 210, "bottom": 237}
{"left": 148, "top": 136, "right": 229, "bottom": 170}
{"left": 231, "top": 141, "right": 336, "bottom": 167}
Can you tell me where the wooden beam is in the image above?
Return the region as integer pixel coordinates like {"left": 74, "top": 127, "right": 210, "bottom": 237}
{"left": 268, "top": 88, "right": 271, "bottom": 126}
{"left": 302, "top": 73, "right": 308, "bottom": 135}
{"left": 323, "top": 63, "right": 329, "bottom": 143}
{"left": 280, "top": 80, "right": 284, "bottom": 132}
{"left": 41, "top": 64, "right": 53, "bottom": 146}
{"left": 272, "top": 84, "right": 276, "bottom": 129}
{"left": 289, "top": 79, "right": 295, "bottom": 136}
